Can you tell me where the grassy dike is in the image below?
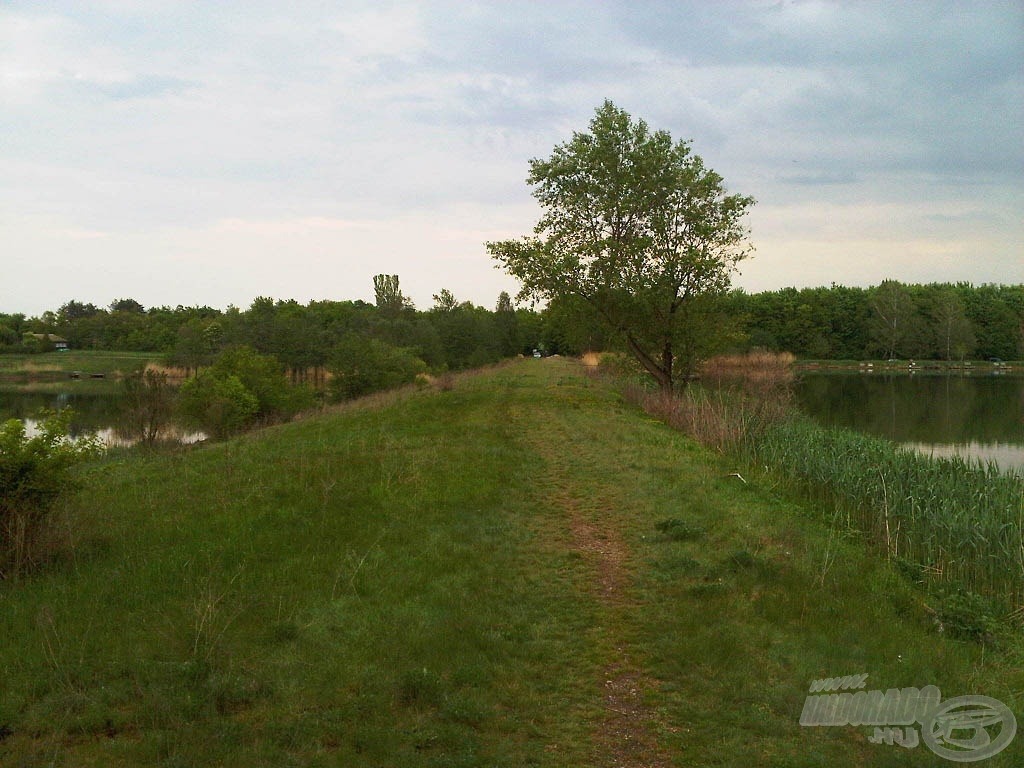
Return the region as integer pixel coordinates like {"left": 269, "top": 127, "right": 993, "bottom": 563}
{"left": 1, "top": 358, "right": 1020, "bottom": 766}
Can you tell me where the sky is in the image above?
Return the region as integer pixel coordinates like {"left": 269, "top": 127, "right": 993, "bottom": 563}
{"left": 2, "top": 1, "right": 1022, "bottom": 317}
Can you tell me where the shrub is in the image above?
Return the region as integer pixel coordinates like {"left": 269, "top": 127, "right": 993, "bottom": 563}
{"left": 327, "top": 336, "right": 427, "bottom": 401}
{"left": 210, "top": 347, "right": 313, "bottom": 419}
{"left": 0, "top": 409, "right": 101, "bottom": 579}
{"left": 120, "top": 369, "right": 176, "bottom": 445}
{"left": 178, "top": 372, "right": 259, "bottom": 438}
{"left": 933, "top": 589, "right": 1002, "bottom": 644}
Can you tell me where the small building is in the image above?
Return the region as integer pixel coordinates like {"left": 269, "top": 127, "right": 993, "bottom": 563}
{"left": 23, "top": 332, "right": 69, "bottom": 351}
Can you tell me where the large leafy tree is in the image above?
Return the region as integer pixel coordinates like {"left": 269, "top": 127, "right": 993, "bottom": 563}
{"left": 487, "top": 101, "right": 754, "bottom": 391}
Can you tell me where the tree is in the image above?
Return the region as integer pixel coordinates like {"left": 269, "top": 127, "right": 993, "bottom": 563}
{"left": 374, "top": 274, "right": 412, "bottom": 318}
{"left": 494, "top": 291, "right": 519, "bottom": 357}
{"left": 927, "top": 287, "right": 975, "bottom": 361}
{"left": 487, "top": 101, "right": 754, "bottom": 392}
{"left": 868, "top": 280, "right": 924, "bottom": 359}
{"left": 178, "top": 372, "right": 259, "bottom": 438}
{"left": 327, "top": 335, "right": 426, "bottom": 401}
{"left": 210, "top": 346, "right": 312, "bottom": 419}
{"left": 57, "top": 300, "right": 101, "bottom": 324}
{"left": 109, "top": 298, "right": 145, "bottom": 313}
{"left": 431, "top": 289, "right": 458, "bottom": 313}
{"left": 120, "top": 369, "right": 175, "bottom": 445}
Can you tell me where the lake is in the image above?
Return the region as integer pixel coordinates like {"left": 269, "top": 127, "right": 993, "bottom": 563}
{"left": 794, "top": 371, "right": 1024, "bottom": 472}
{"left": 0, "top": 387, "right": 204, "bottom": 446}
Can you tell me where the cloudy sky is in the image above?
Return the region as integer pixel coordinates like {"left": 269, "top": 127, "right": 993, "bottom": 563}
{"left": 2, "top": 1, "right": 1021, "bottom": 316}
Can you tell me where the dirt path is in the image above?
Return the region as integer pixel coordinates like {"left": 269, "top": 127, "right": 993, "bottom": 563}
{"left": 525, "top": 426, "right": 675, "bottom": 768}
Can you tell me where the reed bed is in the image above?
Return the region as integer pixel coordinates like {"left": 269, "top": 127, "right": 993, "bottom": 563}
{"left": 743, "top": 418, "right": 1024, "bottom": 604}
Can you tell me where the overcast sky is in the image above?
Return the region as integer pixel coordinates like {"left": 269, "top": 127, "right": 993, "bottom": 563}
{"left": 2, "top": 1, "right": 1022, "bottom": 316}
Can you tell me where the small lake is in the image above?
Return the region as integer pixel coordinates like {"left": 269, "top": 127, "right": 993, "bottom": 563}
{"left": 0, "top": 387, "right": 204, "bottom": 446}
{"left": 794, "top": 372, "right": 1024, "bottom": 472}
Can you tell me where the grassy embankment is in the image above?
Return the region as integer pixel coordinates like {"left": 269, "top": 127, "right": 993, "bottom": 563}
{"left": 1, "top": 358, "right": 1021, "bottom": 766}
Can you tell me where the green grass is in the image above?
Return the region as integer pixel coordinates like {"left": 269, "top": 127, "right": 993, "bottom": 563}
{"left": 0, "top": 350, "right": 158, "bottom": 378}
{"left": 1, "top": 359, "right": 1021, "bottom": 766}
{"left": 743, "top": 417, "right": 1024, "bottom": 605}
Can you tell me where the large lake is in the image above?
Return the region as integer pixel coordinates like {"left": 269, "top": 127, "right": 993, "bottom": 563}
{"left": 794, "top": 372, "right": 1024, "bottom": 472}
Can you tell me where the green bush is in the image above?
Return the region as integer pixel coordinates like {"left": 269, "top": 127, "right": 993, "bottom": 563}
{"left": 934, "top": 589, "right": 1002, "bottom": 644}
{"left": 120, "top": 369, "right": 176, "bottom": 445}
{"left": 177, "top": 347, "right": 314, "bottom": 438}
{"left": 178, "top": 372, "right": 259, "bottom": 438}
{"left": 0, "top": 409, "right": 101, "bottom": 579}
{"left": 327, "top": 336, "right": 427, "bottom": 401}
{"left": 209, "top": 346, "right": 313, "bottom": 419}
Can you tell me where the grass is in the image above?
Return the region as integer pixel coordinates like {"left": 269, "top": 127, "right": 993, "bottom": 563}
{"left": 0, "top": 358, "right": 1021, "bottom": 765}
{"left": 614, "top": 352, "right": 1024, "bottom": 611}
{"left": 743, "top": 417, "right": 1024, "bottom": 606}
{"left": 0, "top": 351, "right": 158, "bottom": 379}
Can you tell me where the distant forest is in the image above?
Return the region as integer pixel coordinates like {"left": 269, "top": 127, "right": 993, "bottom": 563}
{"left": 2, "top": 279, "right": 1022, "bottom": 366}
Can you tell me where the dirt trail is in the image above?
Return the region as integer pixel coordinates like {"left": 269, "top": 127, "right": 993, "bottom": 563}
{"left": 527, "top": 433, "right": 674, "bottom": 768}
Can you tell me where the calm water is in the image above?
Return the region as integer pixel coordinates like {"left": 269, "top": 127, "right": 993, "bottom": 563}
{"left": 0, "top": 388, "right": 203, "bottom": 446}
{"left": 794, "top": 372, "right": 1024, "bottom": 471}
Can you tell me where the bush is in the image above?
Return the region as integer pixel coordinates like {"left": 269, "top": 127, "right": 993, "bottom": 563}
{"left": 209, "top": 347, "right": 313, "bottom": 419}
{"left": 0, "top": 409, "right": 101, "bottom": 579}
{"left": 934, "top": 589, "right": 1002, "bottom": 644}
{"left": 327, "top": 336, "right": 427, "bottom": 401}
{"left": 120, "top": 369, "right": 176, "bottom": 445}
{"left": 177, "top": 348, "right": 314, "bottom": 438}
{"left": 178, "top": 372, "right": 259, "bottom": 438}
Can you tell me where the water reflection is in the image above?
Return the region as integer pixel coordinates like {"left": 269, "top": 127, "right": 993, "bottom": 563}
{"left": 2, "top": 390, "right": 204, "bottom": 446}
{"left": 795, "top": 373, "right": 1024, "bottom": 471}
{"left": 20, "top": 418, "right": 206, "bottom": 448}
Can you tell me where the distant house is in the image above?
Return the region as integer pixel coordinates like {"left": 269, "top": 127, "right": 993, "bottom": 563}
{"left": 23, "top": 332, "right": 69, "bottom": 351}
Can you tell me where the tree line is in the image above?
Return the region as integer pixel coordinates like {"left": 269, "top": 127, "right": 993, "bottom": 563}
{"left": 0, "top": 278, "right": 550, "bottom": 374}
{"left": 724, "top": 280, "right": 1023, "bottom": 361}
{"left": 2, "top": 278, "right": 1021, "bottom": 368}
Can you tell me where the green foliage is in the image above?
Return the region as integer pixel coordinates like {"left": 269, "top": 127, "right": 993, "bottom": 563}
{"left": 867, "top": 279, "right": 926, "bottom": 358}
{"left": 741, "top": 415, "right": 1024, "bottom": 604}
{"left": 177, "top": 347, "right": 313, "bottom": 438}
{"left": 729, "top": 281, "right": 1023, "bottom": 361}
{"left": 178, "top": 372, "right": 259, "bottom": 438}
{"left": 488, "top": 100, "right": 755, "bottom": 391}
{"left": 373, "top": 274, "right": 412, "bottom": 317}
{"left": 120, "top": 369, "right": 176, "bottom": 445}
{"left": 0, "top": 409, "right": 101, "bottom": 579}
{"left": 934, "top": 589, "right": 1003, "bottom": 644}
{"left": 209, "top": 346, "right": 313, "bottom": 419}
{"left": 327, "top": 336, "right": 427, "bottom": 401}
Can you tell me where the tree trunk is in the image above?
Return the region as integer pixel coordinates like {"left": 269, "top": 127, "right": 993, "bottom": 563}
{"left": 624, "top": 333, "right": 673, "bottom": 393}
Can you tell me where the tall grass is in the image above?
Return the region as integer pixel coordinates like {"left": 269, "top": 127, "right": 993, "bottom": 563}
{"left": 614, "top": 350, "right": 1024, "bottom": 606}
{"left": 743, "top": 417, "right": 1024, "bottom": 604}
{"left": 612, "top": 350, "right": 795, "bottom": 454}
